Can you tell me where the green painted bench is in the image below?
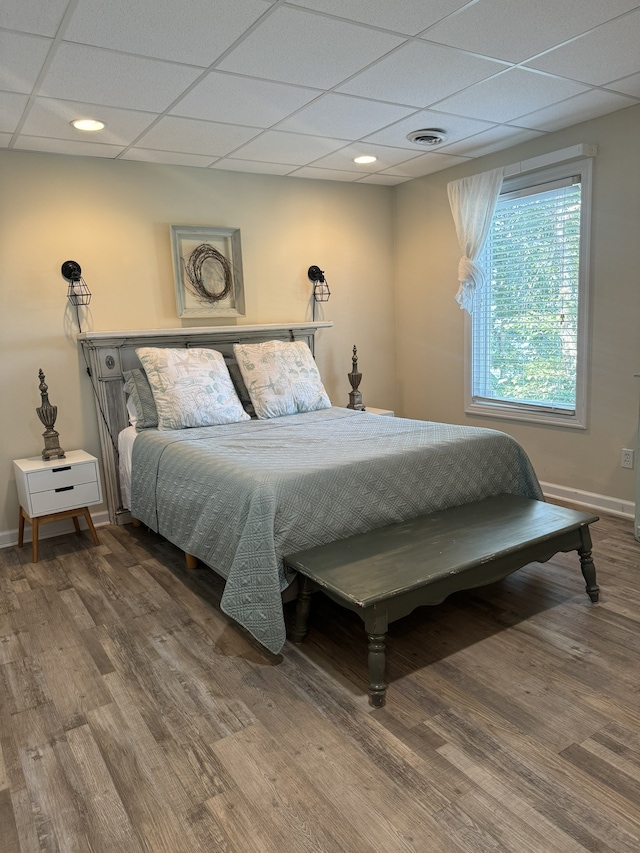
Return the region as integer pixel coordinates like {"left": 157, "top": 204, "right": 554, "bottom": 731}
{"left": 284, "top": 494, "right": 599, "bottom": 708}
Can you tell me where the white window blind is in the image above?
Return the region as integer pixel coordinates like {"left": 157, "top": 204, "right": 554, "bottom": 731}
{"left": 467, "top": 158, "right": 591, "bottom": 427}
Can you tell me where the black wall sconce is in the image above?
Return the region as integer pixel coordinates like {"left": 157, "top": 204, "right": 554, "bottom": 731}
{"left": 62, "top": 260, "right": 92, "bottom": 331}
{"left": 308, "top": 265, "right": 330, "bottom": 321}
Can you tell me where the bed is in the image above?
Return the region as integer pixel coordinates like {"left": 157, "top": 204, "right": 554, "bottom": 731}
{"left": 79, "top": 324, "right": 543, "bottom": 654}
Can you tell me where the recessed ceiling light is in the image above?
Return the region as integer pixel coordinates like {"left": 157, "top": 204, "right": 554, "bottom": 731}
{"left": 71, "top": 118, "right": 106, "bottom": 132}
{"left": 353, "top": 155, "right": 377, "bottom": 164}
{"left": 406, "top": 128, "right": 447, "bottom": 146}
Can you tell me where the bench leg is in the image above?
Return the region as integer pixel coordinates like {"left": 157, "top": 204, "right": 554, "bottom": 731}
{"left": 367, "top": 632, "right": 387, "bottom": 708}
{"left": 578, "top": 527, "right": 599, "bottom": 602}
{"left": 291, "top": 576, "right": 313, "bottom": 644}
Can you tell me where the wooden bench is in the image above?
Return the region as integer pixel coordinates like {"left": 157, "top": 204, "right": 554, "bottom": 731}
{"left": 284, "top": 494, "right": 599, "bottom": 708}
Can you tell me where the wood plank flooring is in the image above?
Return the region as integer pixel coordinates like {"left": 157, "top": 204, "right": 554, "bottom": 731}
{"left": 0, "top": 506, "right": 639, "bottom": 852}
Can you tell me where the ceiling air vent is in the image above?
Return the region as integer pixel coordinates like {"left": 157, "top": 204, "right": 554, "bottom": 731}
{"left": 406, "top": 129, "right": 447, "bottom": 146}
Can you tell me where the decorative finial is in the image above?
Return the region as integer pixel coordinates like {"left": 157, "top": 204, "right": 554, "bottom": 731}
{"left": 36, "top": 369, "right": 65, "bottom": 460}
{"left": 346, "top": 345, "right": 365, "bottom": 411}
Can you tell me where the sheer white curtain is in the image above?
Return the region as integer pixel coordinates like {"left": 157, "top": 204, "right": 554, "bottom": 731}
{"left": 447, "top": 166, "right": 504, "bottom": 313}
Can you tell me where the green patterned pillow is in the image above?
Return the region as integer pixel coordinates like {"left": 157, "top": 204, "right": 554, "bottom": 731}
{"left": 135, "top": 347, "right": 250, "bottom": 430}
{"left": 123, "top": 368, "right": 158, "bottom": 430}
{"left": 233, "top": 340, "right": 331, "bottom": 419}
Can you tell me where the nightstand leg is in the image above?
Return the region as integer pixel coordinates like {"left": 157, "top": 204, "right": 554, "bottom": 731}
{"left": 81, "top": 508, "right": 100, "bottom": 546}
{"left": 18, "top": 507, "right": 25, "bottom": 547}
{"left": 73, "top": 516, "right": 81, "bottom": 533}
{"left": 31, "top": 517, "right": 39, "bottom": 563}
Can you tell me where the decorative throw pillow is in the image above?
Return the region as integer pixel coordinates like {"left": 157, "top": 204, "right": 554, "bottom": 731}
{"left": 135, "top": 347, "right": 250, "bottom": 430}
{"left": 233, "top": 340, "right": 331, "bottom": 419}
{"left": 123, "top": 368, "right": 159, "bottom": 430}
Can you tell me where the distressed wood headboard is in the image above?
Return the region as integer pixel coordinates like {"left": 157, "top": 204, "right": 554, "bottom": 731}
{"left": 78, "top": 322, "right": 332, "bottom": 525}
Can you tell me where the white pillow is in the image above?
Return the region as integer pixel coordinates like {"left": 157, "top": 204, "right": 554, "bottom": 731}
{"left": 135, "top": 347, "right": 250, "bottom": 429}
{"left": 126, "top": 394, "right": 139, "bottom": 426}
{"left": 233, "top": 340, "right": 331, "bottom": 419}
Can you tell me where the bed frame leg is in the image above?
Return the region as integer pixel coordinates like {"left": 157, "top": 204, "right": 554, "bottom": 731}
{"left": 185, "top": 553, "right": 199, "bottom": 570}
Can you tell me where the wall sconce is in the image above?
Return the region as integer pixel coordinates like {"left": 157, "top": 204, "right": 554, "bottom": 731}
{"left": 62, "top": 260, "right": 91, "bottom": 331}
{"left": 308, "top": 265, "right": 330, "bottom": 321}
{"left": 308, "top": 265, "right": 331, "bottom": 302}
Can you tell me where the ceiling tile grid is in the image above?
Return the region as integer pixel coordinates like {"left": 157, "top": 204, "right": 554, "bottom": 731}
{"left": 1, "top": 0, "right": 639, "bottom": 180}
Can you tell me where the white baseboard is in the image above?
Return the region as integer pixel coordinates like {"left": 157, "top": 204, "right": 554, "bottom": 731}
{"left": 539, "top": 481, "right": 634, "bottom": 519}
{"left": 0, "top": 509, "right": 110, "bottom": 550}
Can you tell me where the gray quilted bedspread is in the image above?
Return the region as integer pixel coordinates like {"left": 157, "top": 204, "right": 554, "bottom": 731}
{"left": 130, "top": 407, "right": 543, "bottom": 654}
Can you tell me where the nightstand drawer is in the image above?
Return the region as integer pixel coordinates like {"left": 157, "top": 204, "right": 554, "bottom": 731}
{"left": 26, "top": 460, "right": 97, "bottom": 494}
{"left": 30, "top": 480, "right": 102, "bottom": 515}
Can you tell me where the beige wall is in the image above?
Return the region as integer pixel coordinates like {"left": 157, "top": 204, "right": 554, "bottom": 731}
{"left": 394, "top": 104, "right": 640, "bottom": 505}
{"left": 0, "top": 151, "right": 396, "bottom": 536}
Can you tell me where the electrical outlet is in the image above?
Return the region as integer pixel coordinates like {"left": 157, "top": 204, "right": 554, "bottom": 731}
{"left": 621, "top": 448, "right": 634, "bottom": 469}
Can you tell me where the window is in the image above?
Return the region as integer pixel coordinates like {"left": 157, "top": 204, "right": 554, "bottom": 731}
{"left": 466, "top": 158, "right": 592, "bottom": 428}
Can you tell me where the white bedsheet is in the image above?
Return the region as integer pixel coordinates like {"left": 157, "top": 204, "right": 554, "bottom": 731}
{"left": 118, "top": 425, "right": 137, "bottom": 509}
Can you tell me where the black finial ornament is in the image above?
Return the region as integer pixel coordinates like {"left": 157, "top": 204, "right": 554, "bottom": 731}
{"left": 346, "top": 345, "right": 365, "bottom": 411}
{"left": 36, "top": 369, "right": 65, "bottom": 460}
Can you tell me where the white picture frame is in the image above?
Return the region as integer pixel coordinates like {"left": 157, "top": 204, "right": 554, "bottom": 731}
{"left": 171, "top": 225, "right": 246, "bottom": 318}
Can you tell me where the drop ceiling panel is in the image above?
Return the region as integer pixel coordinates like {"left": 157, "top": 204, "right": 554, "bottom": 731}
{"left": 512, "top": 89, "right": 639, "bottom": 132}
{"left": 422, "top": 0, "right": 640, "bottom": 64}
{"left": 170, "top": 72, "right": 319, "bottom": 127}
{"left": 526, "top": 9, "right": 640, "bottom": 86}
{"left": 0, "top": 32, "right": 52, "bottom": 94}
{"left": 0, "top": 92, "right": 30, "bottom": 133}
{"left": 288, "top": 166, "right": 360, "bottom": 182}
{"left": 364, "top": 110, "right": 496, "bottom": 149}
{"left": 135, "top": 116, "right": 261, "bottom": 156}
{"left": 434, "top": 68, "right": 589, "bottom": 123}
{"left": 356, "top": 173, "right": 411, "bottom": 185}
{"left": 39, "top": 43, "right": 203, "bottom": 112}
{"left": 607, "top": 73, "right": 640, "bottom": 98}
{"left": 0, "top": 0, "right": 70, "bottom": 37}
{"left": 211, "top": 158, "right": 295, "bottom": 175}
{"left": 120, "top": 149, "right": 217, "bottom": 167}
{"left": 217, "top": 6, "right": 405, "bottom": 88}
{"left": 13, "top": 136, "right": 125, "bottom": 157}
{"left": 311, "top": 142, "right": 421, "bottom": 172}
{"left": 337, "top": 41, "right": 505, "bottom": 107}
{"left": 64, "top": 0, "right": 273, "bottom": 66}
{"left": 291, "top": 0, "right": 471, "bottom": 35}
{"left": 229, "top": 130, "right": 350, "bottom": 165}
{"left": 381, "top": 151, "right": 470, "bottom": 178}
{"left": 21, "top": 99, "right": 159, "bottom": 145}
{"left": 439, "top": 125, "right": 545, "bottom": 157}
{"left": 276, "top": 93, "right": 415, "bottom": 140}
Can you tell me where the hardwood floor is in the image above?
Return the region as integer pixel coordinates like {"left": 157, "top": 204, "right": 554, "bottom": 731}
{"left": 1, "top": 507, "right": 639, "bottom": 852}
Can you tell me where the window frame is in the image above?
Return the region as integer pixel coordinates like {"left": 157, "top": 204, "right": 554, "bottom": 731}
{"left": 464, "top": 157, "right": 593, "bottom": 430}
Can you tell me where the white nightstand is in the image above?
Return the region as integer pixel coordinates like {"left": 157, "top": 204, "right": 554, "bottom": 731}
{"left": 361, "top": 407, "right": 394, "bottom": 417}
{"left": 13, "top": 450, "right": 102, "bottom": 562}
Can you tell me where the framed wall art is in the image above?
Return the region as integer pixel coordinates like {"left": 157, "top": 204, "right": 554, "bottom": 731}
{"left": 171, "top": 225, "right": 246, "bottom": 318}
